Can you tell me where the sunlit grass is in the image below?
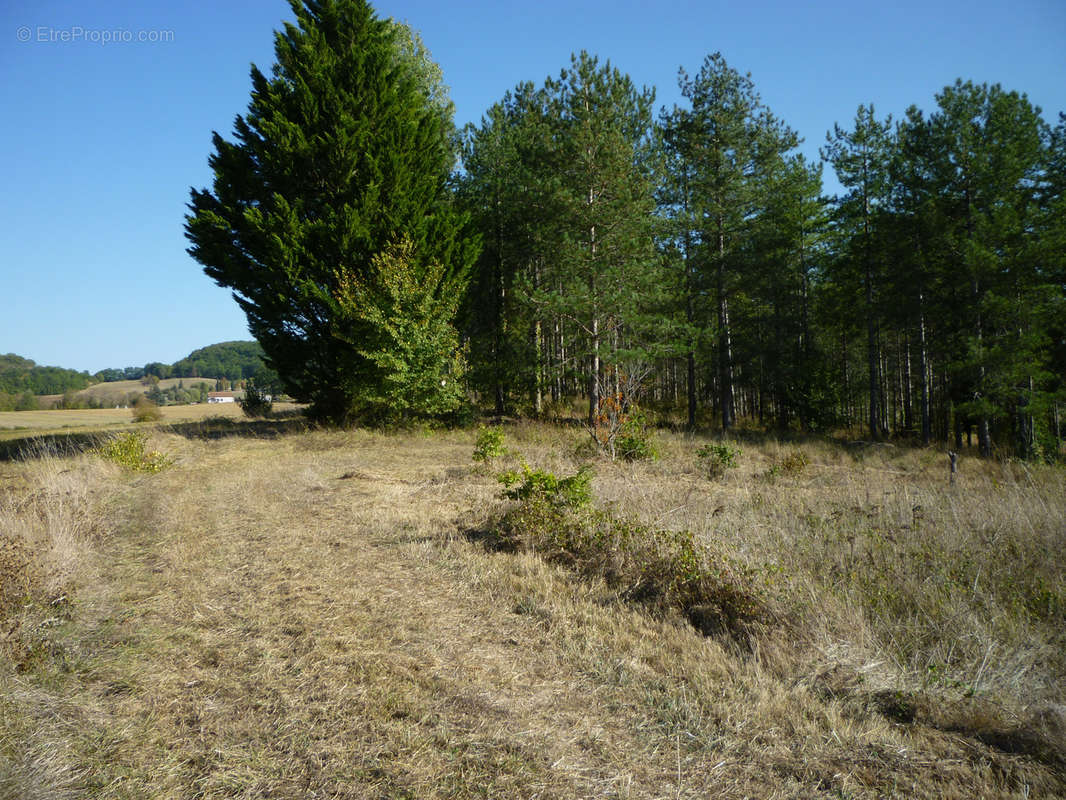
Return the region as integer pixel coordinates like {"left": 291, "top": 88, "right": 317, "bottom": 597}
{"left": 1, "top": 421, "right": 1063, "bottom": 798}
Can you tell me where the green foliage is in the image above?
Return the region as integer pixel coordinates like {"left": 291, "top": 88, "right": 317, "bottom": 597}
{"left": 697, "top": 442, "right": 741, "bottom": 478}
{"left": 93, "top": 432, "right": 173, "bottom": 473}
{"left": 489, "top": 463, "right": 766, "bottom": 635}
{"left": 171, "top": 341, "right": 276, "bottom": 386}
{"left": 0, "top": 353, "right": 92, "bottom": 396}
{"left": 239, "top": 381, "right": 273, "bottom": 418}
{"left": 472, "top": 425, "right": 506, "bottom": 462}
{"left": 333, "top": 237, "right": 469, "bottom": 422}
{"left": 185, "top": 0, "right": 478, "bottom": 425}
{"left": 131, "top": 397, "right": 163, "bottom": 423}
{"left": 615, "top": 406, "right": 658, "bottom": 462}
{"left": 497, "top": 463, "right": 592, "bottom": 510}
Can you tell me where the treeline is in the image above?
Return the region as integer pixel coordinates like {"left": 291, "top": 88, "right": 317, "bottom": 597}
{"left": 0, "top": 354, "right": 94, "bottom": 396}
{"left": 98, "top": 342, "right": 278, "bottom": 387}
{"left": 458, "top": 52, "right": 1066, "bottom": 458}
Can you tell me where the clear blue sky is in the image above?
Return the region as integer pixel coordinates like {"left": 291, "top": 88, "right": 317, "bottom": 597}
{"left": 2, "top": 0, "right": 1063, "bottom": 374}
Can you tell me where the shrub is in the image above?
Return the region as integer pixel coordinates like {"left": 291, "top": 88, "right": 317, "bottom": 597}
{"left": 615, "top": 406, "right": 658, "bottom": 462}
{"left": 239, "top": 382, "right": 273, "bottom": 418}
{"left": 497, "top": 463, "right": 592, "bottom": 509}
{"left": 697, "top": 442, "right": 741, "bottom": 479}
{"left": 489, "top": 463, "right": 767, "bottom": 638}
{"left": 93, "top": 432, "right": 172, "bottom": 473}
{"left": 472, "top": 425, "right": 506, "bottom": 462}
{"left": 131, "top": 396, "right": 163, "bottom": 423}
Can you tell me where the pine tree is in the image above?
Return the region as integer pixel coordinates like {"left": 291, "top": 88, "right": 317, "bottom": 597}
{"left": 822, "top": 104, "right": 894, "bottom": 440}
{"left": 663, "top": 53, "right": 799, "bottom": 431}
{"left": 545, "top": 52, "right": 661, "bottom": 426}
{"left": 185, "top": 0, "right": 477, "bottom": 424}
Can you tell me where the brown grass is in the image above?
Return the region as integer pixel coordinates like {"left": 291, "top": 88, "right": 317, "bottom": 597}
{"left": 1, "top": 421, "right": 1063, "bottom": 798}
{"left": 0, "top": 402, "right": 303, "bottom": 435}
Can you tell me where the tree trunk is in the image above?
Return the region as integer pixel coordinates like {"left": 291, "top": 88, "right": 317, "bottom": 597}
{"left": 918, "top": 291, "right": 931, "bottom": 444}
{"left": 717, "top": 221, "right": 734, "bottom": 431}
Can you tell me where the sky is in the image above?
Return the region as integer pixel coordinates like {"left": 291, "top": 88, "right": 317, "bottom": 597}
{"left": 2, "top": 0, "right": 1064, "bottom": 374}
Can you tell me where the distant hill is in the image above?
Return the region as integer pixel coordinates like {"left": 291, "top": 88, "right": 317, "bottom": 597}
{"left": 2, "top": 341, "right": 280, "bottom": 410}
{"left": 0, "top": 353, "right": 93, "bottom": 397}
{"left": 171, "top": 341, "right": 270, "bottom": 382}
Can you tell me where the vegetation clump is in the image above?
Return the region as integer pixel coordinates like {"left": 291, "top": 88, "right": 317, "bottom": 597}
{"left": 92, "top": 432, "right": 172, "bottom": 473}
{"left": 490, "top": 462, "right": 766, "bottom": 637}
{"left": 238, "top": 381, "right": 272, "bottom": 418}
{"left": 696, "top": 442, "right": 741, "bottom": 478}
{"left": 765, "top": 448, "right": 809, "bottom": 480}
{"left": 130, "top": 396, "right": 163, "bottom": 423}
{"left": 497, "top": 462, "right": 592, "bottom": 509}
{"left": 471, "top": 424, "right": 506, "bottom": 463}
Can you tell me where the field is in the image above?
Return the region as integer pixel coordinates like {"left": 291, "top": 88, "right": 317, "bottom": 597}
{"left": 37, "top": 377, "right": 220, "bottom": 409}
{"left": 1, "top": 418, "right": 1064, "bottom": 798}
{"left": 0, "top": 402, "right": 302, "bottom": 436}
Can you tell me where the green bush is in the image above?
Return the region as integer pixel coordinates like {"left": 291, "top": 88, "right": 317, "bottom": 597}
{"left": 93, "top": 432, "right": 173, "bottom": 473}
{"left": 616, "top": 407, "right": 658, "bottom": 462}
{"left": 472, "top": 425, "right": 506, "bottom": 462}
{"left": 697, "top": 442, "right": 741, "bottom": 478}
{"left": 497, "top": 463, "right": 592, "bottom": 509}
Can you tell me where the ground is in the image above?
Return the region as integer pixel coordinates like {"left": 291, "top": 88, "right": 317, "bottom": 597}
{"left": 1, "top": 421, "right": 1063, "bottom": 798}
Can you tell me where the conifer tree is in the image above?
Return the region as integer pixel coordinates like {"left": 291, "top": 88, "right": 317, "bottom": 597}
{"left": 185, "top": 0, "right": 477, "bottom": 424}
{"left": 822, "top": 104, "right": 894, "bottom": 440}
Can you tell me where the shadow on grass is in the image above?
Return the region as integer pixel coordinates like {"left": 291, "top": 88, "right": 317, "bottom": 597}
{"left": 0, "top": 411, "right": 310, "bottom": 462}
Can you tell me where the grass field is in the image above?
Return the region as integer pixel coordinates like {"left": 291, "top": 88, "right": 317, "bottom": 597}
{"left": 0, "top": 402, "right": 302, "bottom": 436}
{"left": 1, "top": 420, "right": 1063, "bottom": 798}
{"left": 37, "top": 377, "right": 220, "bottom": 409}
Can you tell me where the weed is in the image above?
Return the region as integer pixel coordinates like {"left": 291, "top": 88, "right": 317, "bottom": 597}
{"left": 130, "top": 396, "right": 162, "bottom": 423}
{"left": 765, "top": 448, "right": 809, "bottom": 480}
{"left": 92, "top": 432, "right": 173, "bottom": 474}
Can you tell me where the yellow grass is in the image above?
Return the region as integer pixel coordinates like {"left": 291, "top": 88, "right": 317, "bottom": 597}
{"left": 0, "top": 403, "right": 302, "bottom": 435}
{"left": 1, "top": 421, "right": 1063, "bottom": 798}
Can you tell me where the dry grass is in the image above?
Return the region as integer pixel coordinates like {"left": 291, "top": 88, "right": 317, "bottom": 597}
{"left": 37, "top": 377, "right": 220, "bottom": 409}
{"left": 0, "top": 421, "right": 1063, "bottom": 798}
{"left": 0, "top": 402, "right": 303, "bottom": 435}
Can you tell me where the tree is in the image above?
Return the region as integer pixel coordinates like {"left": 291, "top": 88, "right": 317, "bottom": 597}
{"left": 927, "top": 81, "right": 1048, "bottom": 456}
{"left": 185, "top": 0, "right": 477, "bottom": 424}
{"left": 544, "top": 52, "right": 661, "bottom": 426}
{"left": 822, "top": 104, "right": 894, "bottom": 440}
{"left": 662, "top": 54, "right": 800, "bottom": 431}
{"left": 460, "top": 54, "right": 662, "bottom": 422}
{"left": 459, "top": 84, "right": 562, "bottom": 414}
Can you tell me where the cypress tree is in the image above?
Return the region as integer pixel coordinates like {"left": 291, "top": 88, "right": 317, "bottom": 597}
{"left": 185, "top": 0, "right": 477, "bottom": 424}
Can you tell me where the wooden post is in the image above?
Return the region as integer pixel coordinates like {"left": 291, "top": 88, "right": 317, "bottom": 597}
{"left": 948, "top": 450, "right": 958, "bottom": 486}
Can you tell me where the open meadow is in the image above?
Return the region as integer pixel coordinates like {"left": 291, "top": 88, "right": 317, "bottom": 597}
{"left": 0, "top": 403, "right": 303, "bottom": 437}
{"left": 1, "top": 418, "right": 1063, "bottom": 798}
